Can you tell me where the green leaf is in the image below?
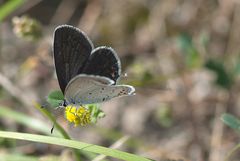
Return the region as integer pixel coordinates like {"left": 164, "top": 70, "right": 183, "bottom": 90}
{"left": 0, "top": 131, "right": 152, "bottom": 161}
{"left": 87, "top": 104, "right": 106, "bottom": 124}
{"left": 177, "top": 33, "right": 202, "bottom": 68}
{"left": 205, "top": 59, "right": 233, "bottom": 89}
{"left": 47, "top": 90, "right": 64, "bottom": 107}
{"left": 0, "top": 106, "right": 61, "bottom": 136}
{"left": 221, "top": 113, "right": 240, "bottom": 130}
{"left": 0, "top": 154, "right": 38, "bottom": 161}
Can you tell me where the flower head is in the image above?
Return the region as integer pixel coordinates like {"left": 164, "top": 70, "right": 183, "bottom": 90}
{"left": 65, "top": 105, "right": 91, "bottom": 126}
{"left": 12, "top": 15, "right": 42, "bottom": 41}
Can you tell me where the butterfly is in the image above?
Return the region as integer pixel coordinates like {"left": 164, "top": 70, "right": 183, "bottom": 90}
{"left": 53, "top": 25, "right": 135, "bottom": 109}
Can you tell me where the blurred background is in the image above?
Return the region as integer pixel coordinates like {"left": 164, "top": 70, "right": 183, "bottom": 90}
{"left": 0, "top": 0, "right": 240, "bottom": 161}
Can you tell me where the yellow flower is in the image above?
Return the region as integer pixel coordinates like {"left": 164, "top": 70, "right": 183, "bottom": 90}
{"left": 65, "top": 105, "right": 91, "bottom": 126}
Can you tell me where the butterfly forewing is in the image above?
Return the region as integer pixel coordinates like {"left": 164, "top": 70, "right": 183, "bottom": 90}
{"left": 83, "top": 47, "right": 121, "bottom": 84}
{"left": 54, "top": 25, "right": 93, "bottom": 93}
{"left": 64, "top": 74, "right": 135, "bottom": 105}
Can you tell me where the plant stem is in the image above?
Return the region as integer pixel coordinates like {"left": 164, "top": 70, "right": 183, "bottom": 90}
{"left": 34, "top": 101, "right": 82, "bottom": 161}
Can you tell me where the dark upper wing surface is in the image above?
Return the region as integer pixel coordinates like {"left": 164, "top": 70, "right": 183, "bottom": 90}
{"left": 82, "top": 47, "right": 121, "bottom": 84}
{"left": 53, "top": 25, "right": 93, "bottom": 93}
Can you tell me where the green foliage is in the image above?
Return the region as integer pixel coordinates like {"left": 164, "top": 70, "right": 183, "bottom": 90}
{"left": 0, "top": 0, "right": 25, "bottom": 22}
{"left": 221, "top": 113, "right": 240, "bottom": 131}
{"left": 47, "top": 90, "right": 64, "bottom": 107}
{"left": 0, "top": 154, "right": 38, "bottom": 161}
{"left": 87, "top": 104, "right": 105, "bottom": 124}
{"left": 0, "top": 106, "right": 59, "bottom": 136}
{"left": 0, "top": 131, "right": 152, "bottom": 161}
{"left": 221, "top": 113, "right": 240, "bottom": 161}
{"left": 205, "top": 59, "right": 233, "bottom": 89}
{"left": 177, "top": 33, "right": 202, "bottom": 68}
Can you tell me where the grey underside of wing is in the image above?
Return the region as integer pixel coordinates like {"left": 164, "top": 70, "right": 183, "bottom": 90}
{"left": 64, "top": 75, "right": 134, "bottom": 104}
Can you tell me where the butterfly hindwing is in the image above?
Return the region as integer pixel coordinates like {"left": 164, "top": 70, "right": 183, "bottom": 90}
{"left": 64, "top": 74, "right": 135, "bottom": 105}
{"left": 83, "top": 47, "right": 121, "bottom": 84}
{"left": 53, "top": 25, "right": 93, "bottom": 93}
